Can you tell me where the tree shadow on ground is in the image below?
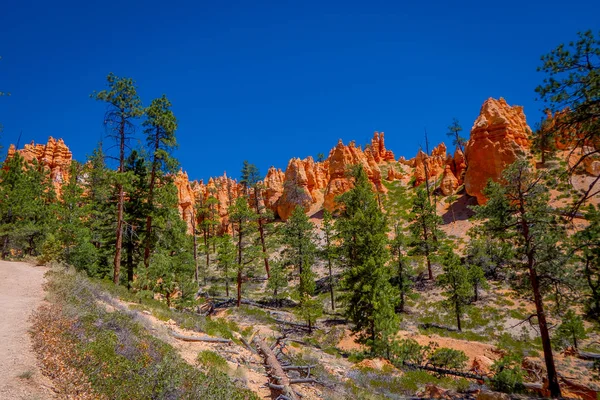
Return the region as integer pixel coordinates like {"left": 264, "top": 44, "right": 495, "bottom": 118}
{"left": 441, "top": 193, "right": 477, "bottom": 224}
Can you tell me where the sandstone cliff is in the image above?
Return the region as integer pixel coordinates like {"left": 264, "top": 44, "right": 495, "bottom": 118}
{"left": 464, "top": 97, "right": 531, "bottom": 204}
{"left": 6, "top": 137, "right": 73, "bottom": 194}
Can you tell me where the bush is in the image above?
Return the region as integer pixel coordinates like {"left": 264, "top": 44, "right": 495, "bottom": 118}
{"left": 490, "top": 354, "right": 523, "bottom": 393}
{"left": 197, "top": 350, "right": 229, "bottom": 373}
{"left": 428, "top": 348, "right": 468, "bottom": 370}
{"left": 37, "top": 233, "right": 62, "bottom": 265}
{"left": 32, "top": 268, "right": 258, "bottom": 400}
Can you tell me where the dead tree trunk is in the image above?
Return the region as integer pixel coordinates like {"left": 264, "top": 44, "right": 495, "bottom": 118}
{"left": 253, "top": 335, "right": 298, "bottom": 400}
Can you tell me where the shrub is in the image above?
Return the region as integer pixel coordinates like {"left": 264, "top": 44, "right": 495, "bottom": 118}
{"left": 490, "top": 354, "right": 524, "bottom": 393}
{"left": 197, "top": 350, "right": 229, "bottom": 373}
{"left": 428, "top": 348, "right": 468, "bottom": 370}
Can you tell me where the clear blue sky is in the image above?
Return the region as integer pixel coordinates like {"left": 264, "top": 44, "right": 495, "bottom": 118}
{"left": 1, "top": 0, "right": 598, "bottom": 181}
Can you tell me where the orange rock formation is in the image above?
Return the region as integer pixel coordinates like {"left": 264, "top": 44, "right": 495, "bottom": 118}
{"left": 464, "top": 97, "right": 531, "bottom": 204}
{"left": 323, "top": 138, "right": 387, "bottom": 212}
{"left": 413, "top": 143, "right": 447, "bottom": 186}
{"left": 6, "top": 137, "right": 73, "bottom": 194}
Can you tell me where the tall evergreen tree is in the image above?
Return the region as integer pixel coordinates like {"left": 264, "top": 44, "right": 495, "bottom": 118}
{"left": 122, "top": 150, "right": 149, "bottom": 286}
{"left": 142, "top": 95, "right": 178, "bottom": 268}
{"left": 474, "top": 159, "right": 564, "bottom": 398}
{"left": 83, "top": 145, "right": 116, "bottom": 278}
{"left": 240, "top": 161, "right": 271, "bottom": 277}
{"left": 535, "top": 30, "right": 600, "bottom": 214}
{"left": 335, "top": 165, "right": 399, "bottom": 354}
{"left": 408, "top": 187, "right": 443, "bottom": 280}
{"left": 281, "top": 205, "right": 321, "bottom": 332}
{"left": 0, "top": 153, "right": 56, "bottom": 258}
{"left": 229, "top": 197, "right": 260, "bottom": 307}
{"left": 572, "top": 204, "right": 600, "bottom": 320}
{"left": 390, "top": 222, "right": 412, "bottom": 313}
{"left": 216, "top": 234, "right": 236, "bottom": 297}
{"left": 321, "top": 209, "right": 337, "bottom": 311}
{"left": 55, "top": 161, "right": 98, "bottom": 272}
{"left": 438, "top": 249, "right": 472, "bottom": 332}
{"left": 92, "top": 73, "right": 143, "bottom": 284}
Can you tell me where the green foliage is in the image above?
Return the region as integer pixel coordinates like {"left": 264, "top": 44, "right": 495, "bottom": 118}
{"left": 490, "top": 354, "right": 524, "bottom": 394}
{"left": 473, "top": 159, "right": 566, "bottom": 397}
{"left": 428, "top": 347, "right": 468, "bottom": 370}
{"left": 446, "top": 118, "right": 466, "bottom": 155}
{"left": 407, "top": 187, "right": 444, "bottom": 280}
{"left": 389, "top": 222, "right": 412, "bottom": 312}
{"left": 437, "top": 249, "right": 472, "bottom": 331}
{"left": 197, "top": 350, "right": 229, "bottom": 373}
{"left": 229, "top": 197, "right": 260, "bottom": 305}
{"left": 0, "top": 153, "right": 57, "bottom": 259}
{"left": 143, "top": 95, "right": 178, "bottom": 174}
{"left": 335, "top": 165, "right": 399, "bottom": 355}
{"left": 321, "top": 209, "right": 337, "bottom": 310}
{"left": 216, "top": 234, "right": 236, "bottom": 297}
{"left": 38, "top": 233, "right": 62, "bottom": 265}
{"left": 266, "top": 257, "right": 288, "bottom": 304}
{"left": 35, "top": 268, "right": 257, "bottom": 400}
{"left": 239, "top": 161, "right": 261, "bottom": 193}
{"left": 553, "top": 309, "right": 587, "bottom": 350}
{"left": 572, "top": 205, "right": 600, "bottom": 320}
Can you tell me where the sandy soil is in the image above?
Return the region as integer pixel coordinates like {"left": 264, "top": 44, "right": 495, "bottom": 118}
{"left": 0, "top": 260, "right": 55, "bottom": 399}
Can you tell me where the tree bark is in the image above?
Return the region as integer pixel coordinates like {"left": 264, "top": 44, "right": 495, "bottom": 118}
{"left": 253, "top": 335, "right": 298, "bottom": 400}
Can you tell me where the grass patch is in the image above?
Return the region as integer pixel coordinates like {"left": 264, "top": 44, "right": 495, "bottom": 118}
{"left": 32, "top": 268, "right": 258, "bottom": 400}
{"left": 18, "top": 370, "right": 33, "bottom": 380}
{"left": 197, "top": 350, "right": 229, "bottom": 373}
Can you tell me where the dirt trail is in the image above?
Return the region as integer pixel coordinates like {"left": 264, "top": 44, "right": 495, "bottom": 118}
{"left": 0, "top": 261, "right": 54, "bottom": 399}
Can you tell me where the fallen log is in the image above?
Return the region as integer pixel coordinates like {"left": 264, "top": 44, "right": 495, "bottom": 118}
{"left": 403, "top": 362, "right": 489, "bottom": 381}
{"left": 577, "top": 350, "right": 600, "bottom": 360}
{"left": 273, "top": 319, "right": 313, "bottom": 331}
{"left": 253, "top": 335, "right": 298, "bottom": 400}
{"left": 170, "top": 330, "right": 232, "bottom": 344}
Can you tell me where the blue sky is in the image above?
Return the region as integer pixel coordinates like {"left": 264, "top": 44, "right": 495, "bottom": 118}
{"left": 1, "top": 0, "right": 598, "bottom": 181}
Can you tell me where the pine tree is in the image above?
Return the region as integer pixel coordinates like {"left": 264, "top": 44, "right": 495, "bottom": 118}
{"left": 0, "top": 154, "right": 56, "bottom": 258}
{"left": 336, "top": 165, "right": 399, "bottom": 354}
{"left": 390, "top": 222, "right": 412, "bottom": 313}
{"left": 473, "top": 159, "right": 564, "bottom": 398}
{"left": 438, "top": 249, "right": 472, "bottom": 331}
{"left": 122, "top": 150, "right": 149, "bottom": 286}
{"left": 142, "top": 95, "right": 178, "bottom": 269}
{"left": 216, "top": 234, "right": 236, "bottom": 297}
{"left": 92, "top": 73, "right": 143, "bottom": 284}
{"left": 554, "top": 309, "right": 587, "bottom": 350}
{"left": 281, "top": 205, "right": 321, "bottom": 332}
{"left": 408, "top": 187, "right": 444, "bottom": 280}
{"left": 535, "top": 30, "right": 600, "bottom": 214}
{"left": 240, "top": 161, "right": 271, "bottom": 278}
{"left": 446, "top": 118, "right": 466, "bottom": 167}
{"left": 267, "top": 257, "right": 288, "bottom": 306}
{"left": 321, "top": 209, "right": 337, "bottom": 311}
{"left": 572, "top": 204, "right": 600, "bottom": 320}
{"left": 83, "top": 145, "right": 116, "bottom": 278}
{"left": 55, "top": 161, "right": 97, "bottom": 272}
{"left": 229, "top": 197, "right": 260, "bottom": 307}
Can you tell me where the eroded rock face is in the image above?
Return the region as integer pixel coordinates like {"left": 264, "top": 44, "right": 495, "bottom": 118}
{"left": 367, "top": 132, "right": 396, "bottom": 163}
{"left": 263, "top": 167, "right": 285, "bottom": 210}
{"left": 464, "top": 97, "right": 531, "bottom": 204}
{"left": 323, "top": 139, "right": 387, "bottom": 212}
{"left": 413, "top": 143, "right": 447, "bottom": 186}
{"left": 174, "top": 170, "right": 196, "bottom": 232}
{"left": 6, "top": 137, "right": 73, "bottom": 194}
{"left": 276, "top": 158, "right": 314, "bottom": 220}
{"left": 440, "top": 165, "right": 459, "bottom": 196}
